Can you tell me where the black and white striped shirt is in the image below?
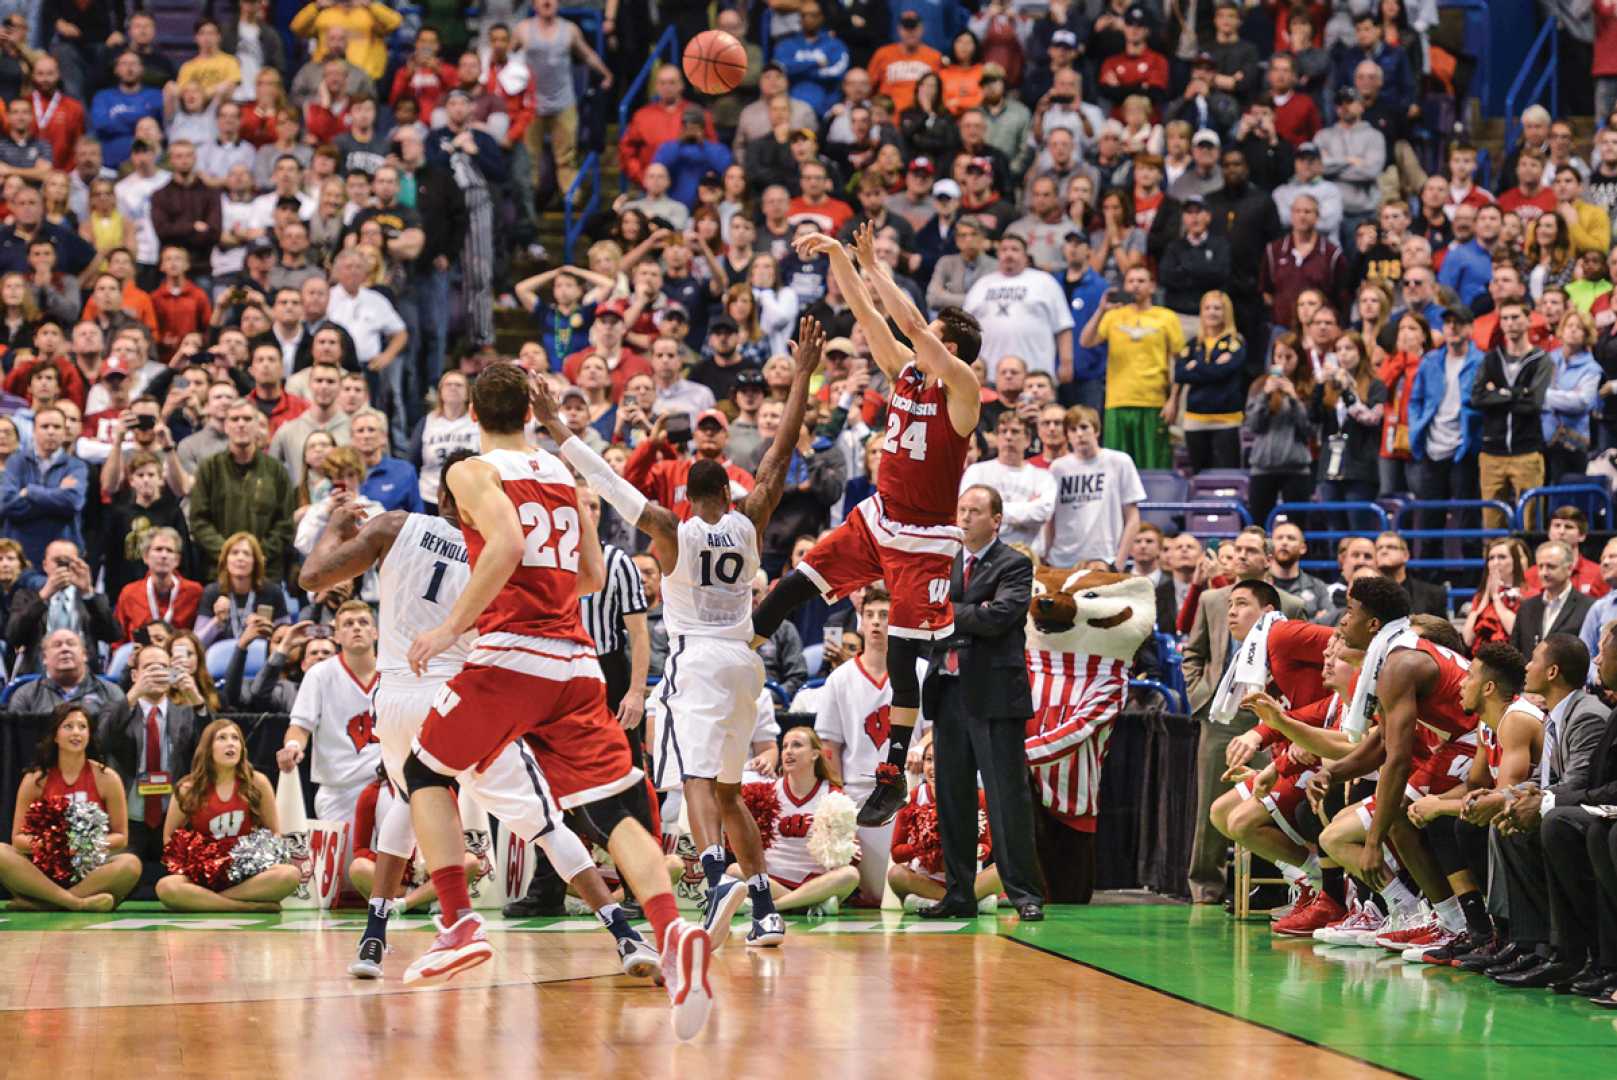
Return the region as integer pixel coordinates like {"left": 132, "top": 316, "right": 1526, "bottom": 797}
{"left": 580, "top": 543, "right": 647, "bottom": 656}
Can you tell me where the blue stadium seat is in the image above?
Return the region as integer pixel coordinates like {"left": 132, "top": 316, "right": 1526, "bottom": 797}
{"left": 106, "top": 642, "right": 135, "bottom": 682}
{"left": 1139, "top": 470, "right": 1189, "bottom": 506}
{"left": 803, "top": 642, "right": 824, "bottom": 677}
{"left": 207, "top": 640, "right": 267, "bottom": 683}
{"left": 1188, "top": 470, "right": 1250, "bottom": 504}
{"left": 0, "top": 673, "right": 40, "bottom": 707}
{"left": 764, "top": 680, "right": 789, "bottom": 708}
{"left": 1129, "top": 678, "right": 1188, "bottom": 715}
{"left": 1516, "top": 484, "right": 1616, "bottom": 532}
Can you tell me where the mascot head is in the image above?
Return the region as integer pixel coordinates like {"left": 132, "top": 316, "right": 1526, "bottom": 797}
{"left": 1027, "top": 567, "right": 1157, "bottom": 660}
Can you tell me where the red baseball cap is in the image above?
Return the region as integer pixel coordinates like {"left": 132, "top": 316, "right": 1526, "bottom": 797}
{"left": 696, "top": 408, "right": 729, "bottom": 430}
{"left": 596, "top": 298, "right": 629, "bottom": 320}
{"left": 101, "top": 355, "right": 130, "bottom": 379}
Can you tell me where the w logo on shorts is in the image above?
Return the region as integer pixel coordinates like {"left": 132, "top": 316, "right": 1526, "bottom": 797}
{"left": 928, "top": 578, "right": 950, "bottom": 604}
{"left": 864, "top": 704, "right": 891, "bottom": 750}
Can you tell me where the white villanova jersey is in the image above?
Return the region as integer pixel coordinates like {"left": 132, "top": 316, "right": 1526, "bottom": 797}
{"left": 662, "top": 510, "right": 759, "bottom": 642}
{"left": 377, "top": 513, "right": 476, "bottom": 687}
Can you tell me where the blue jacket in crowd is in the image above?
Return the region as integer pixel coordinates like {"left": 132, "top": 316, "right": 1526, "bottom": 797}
{"left": 651, "top": 138, "right": 734, "bottom": 208}
{"left": 1062, "top": 266, "right": 1109, "bottom": 384}
{"left": 1541, "top": 346, "right": 1601, "bottom": 446}
{"left": 1437, "top": 239, "right": 1493, "bottom": 308}
{"left": 775, "top": 31, "right": 850, "bottom": 116}
{"left": 1174, "top": 331, "right": 1248, "bottom": 419}
{"left": 1408, "top": 341, "right": 1483, "bottom": 461}
{"left": 0, "top": 448, "right": 88, "bottom": 566}
{"left": 362, "top": 457, "right": 425, "bottom": 513}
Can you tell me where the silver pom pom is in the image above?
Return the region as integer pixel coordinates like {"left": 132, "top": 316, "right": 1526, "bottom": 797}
{"left": 228, "top": 828, "right": 288, "bottom": 883}
{"left": 65, "top": 801, "right": 110, "bottom": 883}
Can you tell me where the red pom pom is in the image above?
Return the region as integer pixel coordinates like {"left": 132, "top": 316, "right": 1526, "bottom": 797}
{"left": 911, "top": 803, "right": 944, "bottom": 875}
{"left": 24, "top": 796, "right": 73, "bottom": 886}
{"left": 163, "top": 828, "right": 238, "bottom": 889}
{"left": 739, "top": 781, "right": 781, "bottom": 851}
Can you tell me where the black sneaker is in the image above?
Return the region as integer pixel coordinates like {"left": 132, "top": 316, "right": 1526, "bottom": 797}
{"left": 347, "top": 936, "right": 385, "bottom": 979}
{"left": 1419, "top": 930, "right": 1477, "bottom": 967}
{"left": 503, "top": 894, "right": 566, "bottom": 918}
{"left": 857, "top": 763, "right": 907, "bottom": 827}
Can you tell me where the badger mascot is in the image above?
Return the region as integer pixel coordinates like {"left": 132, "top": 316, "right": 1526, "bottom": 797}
{"left": 1025, "top": 568, "right": 1157, "bottom": 903}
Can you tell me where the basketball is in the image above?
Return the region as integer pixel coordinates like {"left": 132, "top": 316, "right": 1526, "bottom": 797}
{"left": 682, "top": 29, "right": 747, "bottom": 95}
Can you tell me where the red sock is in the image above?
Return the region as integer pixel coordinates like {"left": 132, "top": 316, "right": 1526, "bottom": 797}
{"left": 644, "top": 892, "right": 679, "bottom": 950}
{"left": 430, "top": 866, "right": 472, "bottom": 924}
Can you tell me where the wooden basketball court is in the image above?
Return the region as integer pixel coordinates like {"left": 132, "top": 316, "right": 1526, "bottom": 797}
{"left": 0, "top": 904, "right": 1393, "bottom": 1079}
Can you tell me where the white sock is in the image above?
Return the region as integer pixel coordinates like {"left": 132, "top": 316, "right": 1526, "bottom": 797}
{"left": 596, "top": 902, "right": 625, "bottom": 928}
{"left": 369, "top": 897, "right": 393, "bottom": 918}
{"left": 1433, "top": 896, "right": 1465, "bottom": 932}
{"left": 1279, "top": 862, "right": 1308, "bottom": 886}
{"left": 1301, "top": 852, "right": 1322, "bottom": 886}
{"left": 1379, "top": 876, "right": 1420, "bottom": 917}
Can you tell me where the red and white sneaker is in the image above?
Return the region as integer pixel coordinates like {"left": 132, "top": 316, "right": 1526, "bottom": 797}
{"left": 1315, "top": 900, "right": 1384, "bottom": 946}
{"left": 1373, "top": 907, "right": 1438, "bottom": 951}
{"left": 1270, "top": 881, "right": 1314, "bottom": 923}
{"left": 1273, "top": 890, "right": 1346, "bottom": 937}
{"left": 660, "top": 918, "right": 715, "bottom": 1042}
{"left": 403, "top": 911, "right": 493, "bottom": 985}
{"left": 1400, "top": 924, "right": 1460, "bottom": 962}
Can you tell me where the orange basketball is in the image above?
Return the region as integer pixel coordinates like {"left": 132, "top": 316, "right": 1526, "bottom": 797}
{"left": 682, "top": 29, "right": 748, "bottom": 95}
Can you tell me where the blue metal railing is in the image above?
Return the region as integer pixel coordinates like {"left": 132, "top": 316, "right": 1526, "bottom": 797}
{"left": 1138, "top": 500, "right": 1253, "bottom": 538}
{"left": 559, "top": 7, "right": 607, "bottom": 58}
{"left": 1515, "top": 484, "right": 1615, "bottom": 531}
{"left": 563, "top": 152, "right": 601, "bottom": 263}
{"left": 616, "top": 26, "right": 682, "bottom": 193}
{"left": 1504, "top": 17, "right": 1558, "bottom": 155}
{"left": 1268, "top": 502, "right": 1391, "bottom": 573}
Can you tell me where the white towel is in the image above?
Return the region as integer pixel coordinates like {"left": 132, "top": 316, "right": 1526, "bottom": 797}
{"left": 1210, "top": 610, "right": 1284, "bottom": 725}
{"left": 1343, "top": 617, "right": 1415, "bottom": 742}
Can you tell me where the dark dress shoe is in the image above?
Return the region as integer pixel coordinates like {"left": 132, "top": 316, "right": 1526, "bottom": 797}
{"left": 1554, "top": 959, "right": 1600, "bottom": 995}
{"left": 1454, "top": 937, "right": 1508, "bottom": 971}
{"left": 1590, "top": 987, "right": 1617, "bottom": 1008}
{"left": 1494, "top": 957, "right": 1583, "bottom": 988}
{"left": 1477, "top": 943, "right": 1537, "bottom": 975}
{"left": 1572, "top": 969, "right": 1617, "bottom": 997}
{"left": 1016, "top": 902, "right": 1044, "bottom": 922}
{"left": 916, "top": 901, "right": 978, "bottom": 919}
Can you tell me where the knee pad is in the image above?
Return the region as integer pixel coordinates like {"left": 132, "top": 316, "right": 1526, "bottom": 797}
{"left": 751, "top": 569, "right": 822, "bottom": 640}
{"left": 534, "top": 822, "right": 597, "bottom": 883}
{"left": 403, "top": 752, "right": 455, "bottom": 795}
{"left": 567, "top": 790, "right": 642, "bottom": 848}
{"left": 887, "top": 636, "right": 922, "bottom": 711}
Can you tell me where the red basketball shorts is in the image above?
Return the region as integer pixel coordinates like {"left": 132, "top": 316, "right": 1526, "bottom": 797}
{"left": 414, "top": 634, "right": 641, "bottom": 810}
{"left": 799, "top": 494, "right": 961, "bottom": 641}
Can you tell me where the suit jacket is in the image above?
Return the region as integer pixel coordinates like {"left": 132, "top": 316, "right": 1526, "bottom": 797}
{"left": 1509, "top": 589, "right": 1596, "bottom": 656}
{"left": 1556, "top": 704, "right": 1617, "bottom": 807}
{"left": 1545, "top": 688, "right": 1612, "bottom": 800}
{"left": 1401, "top": 574, "right": 1448, "bottom": 618}
{"left": 922, "top": 538, "right": 1034, "bottom": 723}
{"left": 4, "top": 586, "right": 122, "bottom": 674}
{"left": 101, "top": 698, "right": 203, "bottom": 810}
{"left": 1155, "top": 576, "right": 1180, "bottom": 636}
{"left": 1183, "top": 583, "right": 1309, "bottom": 718}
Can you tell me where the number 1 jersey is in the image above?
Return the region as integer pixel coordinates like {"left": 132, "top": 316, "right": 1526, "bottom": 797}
{"left": 377, "top": 512, "right": 475, "bottom": 689}
{"left": 463, "top": 447, "right": 593, "bottom": 648}
{"left": 663, "top": 509, "right": 759, "bottom": 642}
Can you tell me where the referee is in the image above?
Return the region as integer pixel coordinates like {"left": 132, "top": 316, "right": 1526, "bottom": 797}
{"left": 505, "top": 488, "right": 652, "bottom": 917}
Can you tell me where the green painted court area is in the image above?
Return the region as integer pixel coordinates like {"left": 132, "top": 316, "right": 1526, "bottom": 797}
{"left": 6, "top": 901, "right": 1616, "bottom": 1078}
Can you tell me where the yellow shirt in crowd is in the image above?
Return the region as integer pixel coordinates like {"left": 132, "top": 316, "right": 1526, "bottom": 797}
{"left": 290, "top": 2, "right": 405, "bottom": 80}
{"left": 1095, "top": 304, "right": 1184, "bottom": 410}
{"left": 176, "top": 52, "right": 243, "bottom": 96}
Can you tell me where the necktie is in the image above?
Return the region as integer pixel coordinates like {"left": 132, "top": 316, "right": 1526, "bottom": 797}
{"left": 144, "top": 705, "right": 162, "bottom": 827}
{"left": 945, "top": 555, "right": 976, "bottom": 675}
{"left": 1540, "top": 711, "right": 1557, "bottom": 787}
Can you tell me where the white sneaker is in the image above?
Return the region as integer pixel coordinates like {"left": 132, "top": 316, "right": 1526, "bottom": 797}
{"left": 659, "top": 919, "right": 715, "bottom": 1041}
{"left": 977, "top": 893, "right": 999, "bottom": 914}
{"left": 1344, "top": 905, "right": 1391, "bottom": 947}
{"left": 1316, "top": 900, "right": 1382, "bottom": 946}
{"left": 563, "top": 895, "right": 592, "bottom": 916}
{"left": 745, "top": 912, "right": 786, "bottom": 947}
{"left": 402, "top": 912, "right": 492, "bottom": 985}
{"left": 804, "top": 894, "right": 840, "bottom": 917}
{"left": 902, "top": 894, "right": 925, "bottom": 914}
{"left": 616, "top": 931, "right": 660, "bottom": 978}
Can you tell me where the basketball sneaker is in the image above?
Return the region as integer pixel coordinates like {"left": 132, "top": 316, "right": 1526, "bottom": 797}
{"left": 1273, "top": 890, "right": 1346, "bottom": 938}
{"left": 1313, "top": 899, "right": 1370, "bottom": 945}
{"left": 805, "top": 894, "right": 840, "bottom": 917}
{"left": 1401, "top": 925, "right": 1460, "bottom": 962}
{"left": 348, "top": 937, "right": 386, "bottom": 979}
{"left": 403, "top": 911, "right": 493, "bottom": 985}
{"left": 660, "top": 919, "right": 715, "bottom": 1041}
{"left": 702, "top": 876, "right": 748, "bottom": 950}
{"left": 617, "top": 931, "right": 661, "bottom": 978}
{"left": 1270, "top": 881, "right": 1312, "bottom": 923}
{"left": 857, "top": 763, "right": 907, "bottom": 827}
{"left": 1415, "top": 930, "right": 1479, "bottom": 967}
{"left": 977, "top": 892, "right": 999, "bottom": 914}
{"left": 746, "top": 912, "right": 786, "bottom": 947}
{"left": 1373, "top": 906, "right": 1437, "bottom": 951}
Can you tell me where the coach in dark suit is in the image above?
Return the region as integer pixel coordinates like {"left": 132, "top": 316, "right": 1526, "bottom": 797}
{"left": 1511, "top": 541, "right": 1596, "bottom": 657}
{"left": 101, "top": 646, "right": 203, "bottom": 899}
{"left": 920, "top": 484, "right": 1044, "bottom": 921}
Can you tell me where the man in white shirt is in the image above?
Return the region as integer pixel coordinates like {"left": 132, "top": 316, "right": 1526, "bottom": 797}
{"left": 962, "top": 233, "right": 1074, "bottom": 383}
{"left": 648, "top": 334, "right": 714, "bottom": 418}
{"left": 113, "top": 139, "right": 171, "bottom": 277}
{"left": 279, "top": 599, "right": 383, "bottom": 822}
{"left": 959, "top": 409, "right": 1055, "bottom": 547}
{"left": 325, "top": 249, "right": 408, "bottom": 443}
{"left": 197, "top": 101, "right": 256, "bottom": 188}
{"left": 1042, "top": 405, "right": 1144, "bottom": 569}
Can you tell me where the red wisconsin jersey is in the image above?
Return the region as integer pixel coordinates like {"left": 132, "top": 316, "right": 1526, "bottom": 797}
{"left": 1267, "top": 621, "right": 1332, "bottom": 708}
{"left": 42, "top": 764, "right": 102, "bottom": 807}
{"left": 463, "top": 447, "right": 592, "bottom": 647}
{"left": 1412, "top": 638, "right": 1476, "bottom": 744}
{"left": 189, "top": 782, "right": 254, "bottom": 839}
{"left": 878, "top": 363, "right": 971, "bottom": 526}
{"left": 1274, "top": 693, "right": 1341, "bottom": 780}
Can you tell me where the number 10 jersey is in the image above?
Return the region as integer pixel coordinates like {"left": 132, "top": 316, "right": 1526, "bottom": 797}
{"left": 663, "top": 509, "right": 760, "bottom": 642}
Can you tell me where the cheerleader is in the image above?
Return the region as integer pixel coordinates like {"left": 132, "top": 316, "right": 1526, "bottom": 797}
{"left": 349, "top": 766, "right": 483, "bottom": 912}
{"left": 731, "top": 728, "right": 859, "bottom": 914}
{"left": 886, "top": 735, "right": 1001, "bottom": 911}
{"left": 0, "top": 704, "right": 142, "bottom": 911}
{"left": 155, "top": 719, "right": 300, "bottom": 912}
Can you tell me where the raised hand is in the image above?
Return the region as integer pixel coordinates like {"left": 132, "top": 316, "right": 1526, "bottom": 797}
{"left": 792, "top": 230, "right": 840, "bottom": 260}
{"left": 852, "top": 220, "right": 878, "bottom": 271}
{"left": 789, "top": 316, "right": 825, "bottom": 376}
{"left": 527, "top": 371, "right": 562, "bottom": 429}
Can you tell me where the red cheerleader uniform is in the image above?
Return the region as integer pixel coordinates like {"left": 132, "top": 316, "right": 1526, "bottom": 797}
{"left": 190, "top": 782, "right": 255, "bottom": 840}
{"left": 41, "top": 764, "right": 103, "bottom": 807}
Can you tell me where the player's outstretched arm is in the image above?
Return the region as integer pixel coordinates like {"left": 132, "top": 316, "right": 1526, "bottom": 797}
{"left": 853, "top": 223, "right": 981, "bottom": 436}
{"left": 795, "top": 227, "right": 911, "bottom": 381}
{"left": 742, "top": 315, "right": 823, "bottom": 534}
{"left": 407, "top": 460, "right": 520, "bottom": 675}
{"left": 298, "top": 492, "right": 406, "bottom": 592}
{"left": 528, "top": 374, "right": 682, "bottom": 561}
